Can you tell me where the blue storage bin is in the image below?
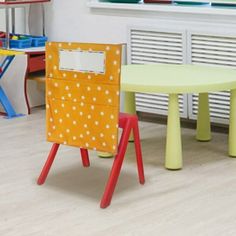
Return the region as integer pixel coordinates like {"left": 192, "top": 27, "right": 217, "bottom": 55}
{"left": 10, "top": 38, "right": 32, "bottom": 49}
{"left": 31, "top": 36, "right": 47, "bottom": 47}
{"left": 0, "top": 37, "right": 32, "bottom": 48}
{"left": 0, "top": 34, "right": 47, "bottom": 49}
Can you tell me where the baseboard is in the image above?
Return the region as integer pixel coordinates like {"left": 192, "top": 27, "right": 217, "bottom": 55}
{"left": 137, "top": 112, "right": 228, "bottom": 134}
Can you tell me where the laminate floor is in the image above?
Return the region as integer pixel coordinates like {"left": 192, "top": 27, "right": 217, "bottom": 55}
{"left": 0, "top": 108, "right": 236, "bottom": 236}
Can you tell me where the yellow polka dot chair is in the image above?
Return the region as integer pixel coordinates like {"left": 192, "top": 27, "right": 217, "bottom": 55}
{"left": 37, "top": 42, "right": 145, "bottom": 208}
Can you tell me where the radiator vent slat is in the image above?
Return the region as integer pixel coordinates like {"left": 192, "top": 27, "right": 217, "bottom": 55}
{"left": 130, "top": 28, "right": 186, "bottom": 117}
{"left": 136, "top": 93, "right": 185, "bottom": 114}
{"left": 190, "top": 33, "right": 236, "bottom": 123}
{"left": 191, "top": 92, "right": 231, "bottom": 122}
{"left": 131, "top": 53, "right": 183, "bottom": 61}
{"left": 132, "top": 59, "right": 182, "bottom": 64}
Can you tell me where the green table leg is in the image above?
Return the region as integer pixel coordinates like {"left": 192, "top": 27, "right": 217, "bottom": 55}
{"left": 196, "top": 93, "right": 211, "bottom": 141}
{"left": 97, "top": 152, "right": 113, "bottom": 158}
{"left": 229, "top": 89, "right": 236, "bottom": 157}
{"left": 165, "top": 94, "right": 182, "bottom": 170}
{"left": 124, "top": 91, "right": 136, "bottom": 141}
{"left": 124, "top": 91, "right": 136, "bottom": 115}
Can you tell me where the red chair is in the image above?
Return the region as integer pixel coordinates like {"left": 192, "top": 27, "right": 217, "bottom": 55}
{"left": 38, "top": 112, "right": 145, "bottom": 208}
{"left": 37, "top": 42, "right": 145, "bottom": 208}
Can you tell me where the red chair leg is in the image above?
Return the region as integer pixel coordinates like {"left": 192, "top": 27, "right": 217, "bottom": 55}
{"left": 100, "top": 119, "right": 132, "bottom": 208}
{"left": 132, "top": 116, "right": 145, "bottom": 184}
{"left": 37, "top": 143, "right": 60, "bottom": 185}
{"left": 80, "top": 148, "right": 90, "bottom": 167}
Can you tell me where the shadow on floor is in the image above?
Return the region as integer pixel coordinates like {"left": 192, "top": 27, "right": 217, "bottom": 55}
{"left": 39, "top": 164, "right": 140, "bottom": 202}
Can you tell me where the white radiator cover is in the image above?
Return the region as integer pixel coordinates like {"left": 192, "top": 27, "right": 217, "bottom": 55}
{"left": 128, "top": 27, "right": 188, "bottom": 118}
{"left": 188, "top": 32, "right": 236, "bottom": 124}
{"left": 128, "top": 26, "right": 236, "bottom": 124}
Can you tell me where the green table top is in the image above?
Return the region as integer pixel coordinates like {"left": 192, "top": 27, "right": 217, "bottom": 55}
{"left": 121, "top": 64, "right": 236, "bottom": 94}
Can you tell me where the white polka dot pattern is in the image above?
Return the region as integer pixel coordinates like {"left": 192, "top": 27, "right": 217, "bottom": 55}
{"left": 46, "top": 42, "right": 122, "bottom": 154}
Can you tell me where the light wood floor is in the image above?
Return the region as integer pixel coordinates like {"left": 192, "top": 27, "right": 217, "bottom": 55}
{"left": 1, "top": 108, "right": 236, "bottom": 236}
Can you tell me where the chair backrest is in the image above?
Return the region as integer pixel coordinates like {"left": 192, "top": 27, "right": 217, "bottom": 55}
{"left": 46, "top": 42, "right": 122, "bottom": 154}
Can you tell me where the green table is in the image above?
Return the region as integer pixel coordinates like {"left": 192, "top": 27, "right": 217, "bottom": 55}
{"left": 121, "top": 64, "right": 236, "bottom": 170}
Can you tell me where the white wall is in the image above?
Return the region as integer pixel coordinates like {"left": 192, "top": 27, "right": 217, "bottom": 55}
{"left": 44, "top": 0, "right": 236, "bottom": 44}
{"left": 45, "top": 0, "right": 130, "bottom": 43}
{"left": 0, "top": 7, "right": 25, "bottom": 34}
{"left": 0, "top": 9, "right": 4, "bottom": 30}
{"left": 1, "top": 1, "right": 236, "bottom": 45}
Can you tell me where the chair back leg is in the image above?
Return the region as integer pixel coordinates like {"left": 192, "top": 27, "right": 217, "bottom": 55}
{"left": 80, "top": 148, "right": 90, "bottom": 167}
{"left": 132, "top": 116, "right": 145, "bottom": 184}
{"left": 37, "top": 143, "right": 60, "bottom": 185}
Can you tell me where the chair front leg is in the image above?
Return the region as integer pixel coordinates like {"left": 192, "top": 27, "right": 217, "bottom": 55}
{"left": 100, "top": 119, "right": 132, "bottom": 208}
{"left": 37, "top": 143, "right": 60, "bottom": 185}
